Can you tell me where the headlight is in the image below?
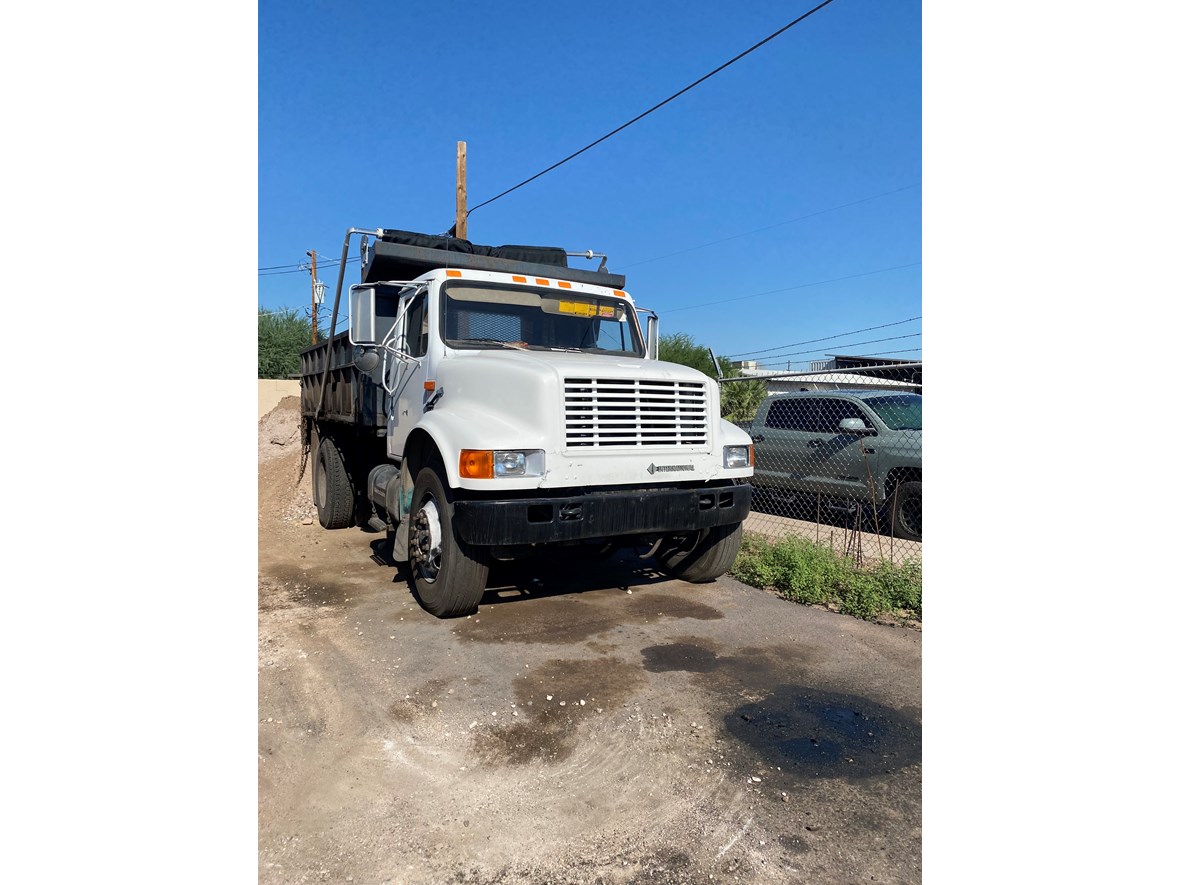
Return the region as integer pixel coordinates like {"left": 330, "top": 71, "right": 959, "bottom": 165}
{"left": 460, "top": 449, "right": 545, "bottom": 478}
{"left": 723, "top": 445, "right": 752, "bottom": 469}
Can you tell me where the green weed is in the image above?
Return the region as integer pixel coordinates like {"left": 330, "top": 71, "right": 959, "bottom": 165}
{"left": 732, "top": 535, "right": 921, "bottom": 624}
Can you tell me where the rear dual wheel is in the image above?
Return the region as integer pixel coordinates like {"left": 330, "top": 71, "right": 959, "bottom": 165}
{"left": 314, "top": 436, "right": 355, "bottom": 529}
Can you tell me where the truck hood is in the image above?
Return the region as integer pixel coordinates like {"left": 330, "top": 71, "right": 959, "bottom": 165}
{"left": 456, "top": 348, "right": 712, "bottom": 383}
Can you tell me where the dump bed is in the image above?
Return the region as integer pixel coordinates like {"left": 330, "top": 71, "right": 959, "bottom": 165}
{"left": 299, "top": 332, "right": 389, "bottom": 430}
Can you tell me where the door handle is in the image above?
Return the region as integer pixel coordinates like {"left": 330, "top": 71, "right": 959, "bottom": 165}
{"left": 807, "top": 439, "right": 822, "bottom": 448}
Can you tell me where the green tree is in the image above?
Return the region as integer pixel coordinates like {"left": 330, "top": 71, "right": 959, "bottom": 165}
{"left": 258, "top": 308, "right": 324, "bottom": 379}
{"left": 658, "top": 332, "right": 766, "bottom": 423}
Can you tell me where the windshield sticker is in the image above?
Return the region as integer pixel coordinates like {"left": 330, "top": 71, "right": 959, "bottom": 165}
{"left": 558, "top": 300, "right": 595, "bottom": 317}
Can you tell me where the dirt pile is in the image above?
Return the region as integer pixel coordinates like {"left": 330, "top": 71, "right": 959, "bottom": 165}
{"left": 258, "top": 396, "right": 315, "bottom": 526}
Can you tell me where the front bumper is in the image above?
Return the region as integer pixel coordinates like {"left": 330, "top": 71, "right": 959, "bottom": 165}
{"left": 453, "top": 483, "right": 752, "bottom": 545}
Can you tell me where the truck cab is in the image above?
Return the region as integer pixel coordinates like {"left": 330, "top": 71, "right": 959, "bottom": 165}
{"left": 301, "top": 228, "right": 753, "bottom": 617}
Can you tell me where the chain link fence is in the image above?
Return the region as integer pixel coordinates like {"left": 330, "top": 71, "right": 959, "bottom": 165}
{"left": 728, "top": 361, "right": 922, "bottom": 566}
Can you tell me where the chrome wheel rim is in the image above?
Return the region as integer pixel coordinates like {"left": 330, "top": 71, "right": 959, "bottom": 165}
{"left": 410, "top": 497, "right": 443, "bottom": 582}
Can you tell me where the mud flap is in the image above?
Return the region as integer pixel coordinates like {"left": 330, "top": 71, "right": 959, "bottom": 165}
{"left": 392, "top": 519, "right": 410, "bottom": 563}
{"left": 390, "top": 460, "right": 414, "bottom": 563}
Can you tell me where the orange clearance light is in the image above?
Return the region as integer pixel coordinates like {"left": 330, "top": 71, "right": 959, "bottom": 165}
{"left": 535, "top": 278, "right": 550, "bottom": 286}
{"left": 512, "top": 275, "right": 526, "bottom": 283}
{"left": 557, "top": 280, "right": 572, "bottom": 289}
{"left": 459, "top": 449, "right": 494, "bottom": 479}
{"left": 423, "top": 380, "right": 436, "bottom": 392}
{"left": 446, "top": 269, "right": 463, "bottom": 277}
{"left": 613, "top": 289, "right": 626, "bottom": 298}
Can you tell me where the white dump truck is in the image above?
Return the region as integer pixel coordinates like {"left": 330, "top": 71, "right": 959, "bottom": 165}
{"left": 300, "top": 227, "right": 753, "bottom": 617}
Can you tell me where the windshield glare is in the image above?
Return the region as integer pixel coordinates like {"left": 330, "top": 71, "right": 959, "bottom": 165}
{"left": 442, "top": 282, "right": 643, "bottom": 356}
{"left": 863, "top": 394, "right": 922, "bottom": 431}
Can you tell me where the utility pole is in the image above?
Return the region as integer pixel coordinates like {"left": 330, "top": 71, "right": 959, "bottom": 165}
{"left": 307, "top": 250, "right": 318, "bottom": 344}
{"left": 455, "top": 141, "right": 468, "bottom": 240}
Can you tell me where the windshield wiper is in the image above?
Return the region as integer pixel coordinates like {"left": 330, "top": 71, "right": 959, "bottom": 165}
{"left": 452, "top": 338, "right": 527, "bottom": 350}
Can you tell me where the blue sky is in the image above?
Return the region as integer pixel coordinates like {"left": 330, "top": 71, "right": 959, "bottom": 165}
{"left": 259, "top": 0, "right": 921, "bottom": 366}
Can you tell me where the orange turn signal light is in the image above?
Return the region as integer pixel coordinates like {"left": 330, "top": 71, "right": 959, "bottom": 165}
{"left": 459, "top": 449, "right": 494, "bottom": 479}
{"left": 446, "top": 270, "right": 463, "bottom": 278}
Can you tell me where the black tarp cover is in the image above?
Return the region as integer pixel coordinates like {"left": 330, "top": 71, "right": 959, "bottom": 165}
{"left": 377, "top": 229, "right": 568, "bottom": 268}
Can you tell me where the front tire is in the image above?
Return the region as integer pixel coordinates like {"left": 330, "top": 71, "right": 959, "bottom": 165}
{"left": 891, "top": 480, "right": 922, "bottom": 541}
{"left": 658, "top": 522, "right": 743, "bottom": 583}
{"left": 314, "top": 436, "right": 355, "bottom": 529}
{"left": 407, "top": 464, "right": 489, "bottom": 618}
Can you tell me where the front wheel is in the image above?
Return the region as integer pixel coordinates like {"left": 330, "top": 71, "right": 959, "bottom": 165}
{"left": 890, "top": 480, "right": 922, "bottom": 541}
{"left": 407, "top": 463, "right": 489, "bottom": 617}
{"left": 657, "top": 522, "right": 744, "bottom": 583}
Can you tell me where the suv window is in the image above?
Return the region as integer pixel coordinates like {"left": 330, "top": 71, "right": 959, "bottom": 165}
{"left": 862, "top": 394, "right": 921, "bottom": 431}
{"left": 765, "top": 398, "right": 818, "bottom": 431}
{"left": 815, "top": 398, "right": 875, "bottom": 434}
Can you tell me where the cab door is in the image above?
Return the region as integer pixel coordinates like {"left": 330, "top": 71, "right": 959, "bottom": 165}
{"left": 752, "top": 397, "right": 824, "bottom": 496}
{"left": 386, "top": 288, "right": 431, "bottom": 458}
{"left": 806, "top": 397, "right": 879, "bottom": 500}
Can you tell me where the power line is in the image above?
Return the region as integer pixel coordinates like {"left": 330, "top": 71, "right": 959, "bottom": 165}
{"left": 755, "top": 348, "right": 922, "bottom": 370}
{"left": 618, "top": 183, "right": 919, "bottom": 271}
{"left": 466, "top": 0, "right": 841, "bottom": 216}
{"left": 754, "top": 333, "right": 922, "bottom": 364}
{"left": 723, "top": 315, "right": 921, "bottom": 358}
{"left": 258, "top": 256, "right": 360, "bottom": 275}
{"left": 661, "top": 261, "right": 920, "bottom": 314}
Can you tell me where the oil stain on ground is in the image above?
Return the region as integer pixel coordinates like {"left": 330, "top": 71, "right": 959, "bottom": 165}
{"left": 263, "top": 563, "right": 375, "bottom": 609}
{"left": 472, "top": 656, "right": 645, "bottom": 765}
{"left": 638, "top": 639, "right": 916, "bottom": 779}
{"left": 456, "top": 590, "right": 722, "bottom": 646}
{"left": 639, "top": 638, "right": 817, "bottom": 683}
{"left": 724, "top": 686, "right": 921, "bottom": 780}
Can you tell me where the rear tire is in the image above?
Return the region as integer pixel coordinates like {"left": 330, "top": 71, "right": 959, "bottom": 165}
{"left": 891, "top": 480, "right": 922, "bottom": 541}
{"left": 407, "top": 463, "right": 489, "bottom": 618}
{"left": 314, "top": 436, "right": 355, "bottom": 529}
{"left": 658, "top": 522, "right": 743, "bottom": 583}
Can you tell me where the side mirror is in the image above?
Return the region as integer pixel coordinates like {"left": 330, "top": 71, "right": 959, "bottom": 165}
{"left": 839, "top": 417, "right": 870, "bottom": 433}
{"left": 646, "top": 314, "right": 659, "bottom": 360}
{"left": 354, "top": 348, "right": 382, "bottom": 380}
{"left": 349, "top": 286, "right": 378, "bottom": 345}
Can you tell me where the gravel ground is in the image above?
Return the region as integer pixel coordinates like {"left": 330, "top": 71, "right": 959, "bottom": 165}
{"left": 258, "top": 397, "right": 922, "bottom": 884}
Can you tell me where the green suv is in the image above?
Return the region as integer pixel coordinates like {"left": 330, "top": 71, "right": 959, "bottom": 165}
{"left": 749, "top": 390, "right": 921, "bottom": 541}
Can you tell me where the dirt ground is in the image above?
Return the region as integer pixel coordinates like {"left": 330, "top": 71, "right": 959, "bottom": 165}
{"left": 258, "top": 397, "right": 922, "bottom": 884}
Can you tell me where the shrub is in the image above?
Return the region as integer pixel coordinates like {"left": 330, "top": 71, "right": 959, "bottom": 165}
{"left": 732, "top": 535, "right": 921, "bottom": 623}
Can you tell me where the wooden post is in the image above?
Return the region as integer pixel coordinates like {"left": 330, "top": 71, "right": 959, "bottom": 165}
{"left": 308, "top": 250, "right": 319, "bottom": 344}
{"left": 455, "top": 141, "right": 468, "bottom": 240}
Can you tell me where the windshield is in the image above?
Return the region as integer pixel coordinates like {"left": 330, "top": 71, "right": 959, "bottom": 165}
{"left": 862, "top": 394, "right": 922, "bottom": 431}
{"left": 441, "top": 281, "right": 644, "bottom": 356}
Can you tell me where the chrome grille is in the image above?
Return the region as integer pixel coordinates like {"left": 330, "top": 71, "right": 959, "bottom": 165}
{"left": 564, "top": 377, "right": 709, "bottom": 448}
